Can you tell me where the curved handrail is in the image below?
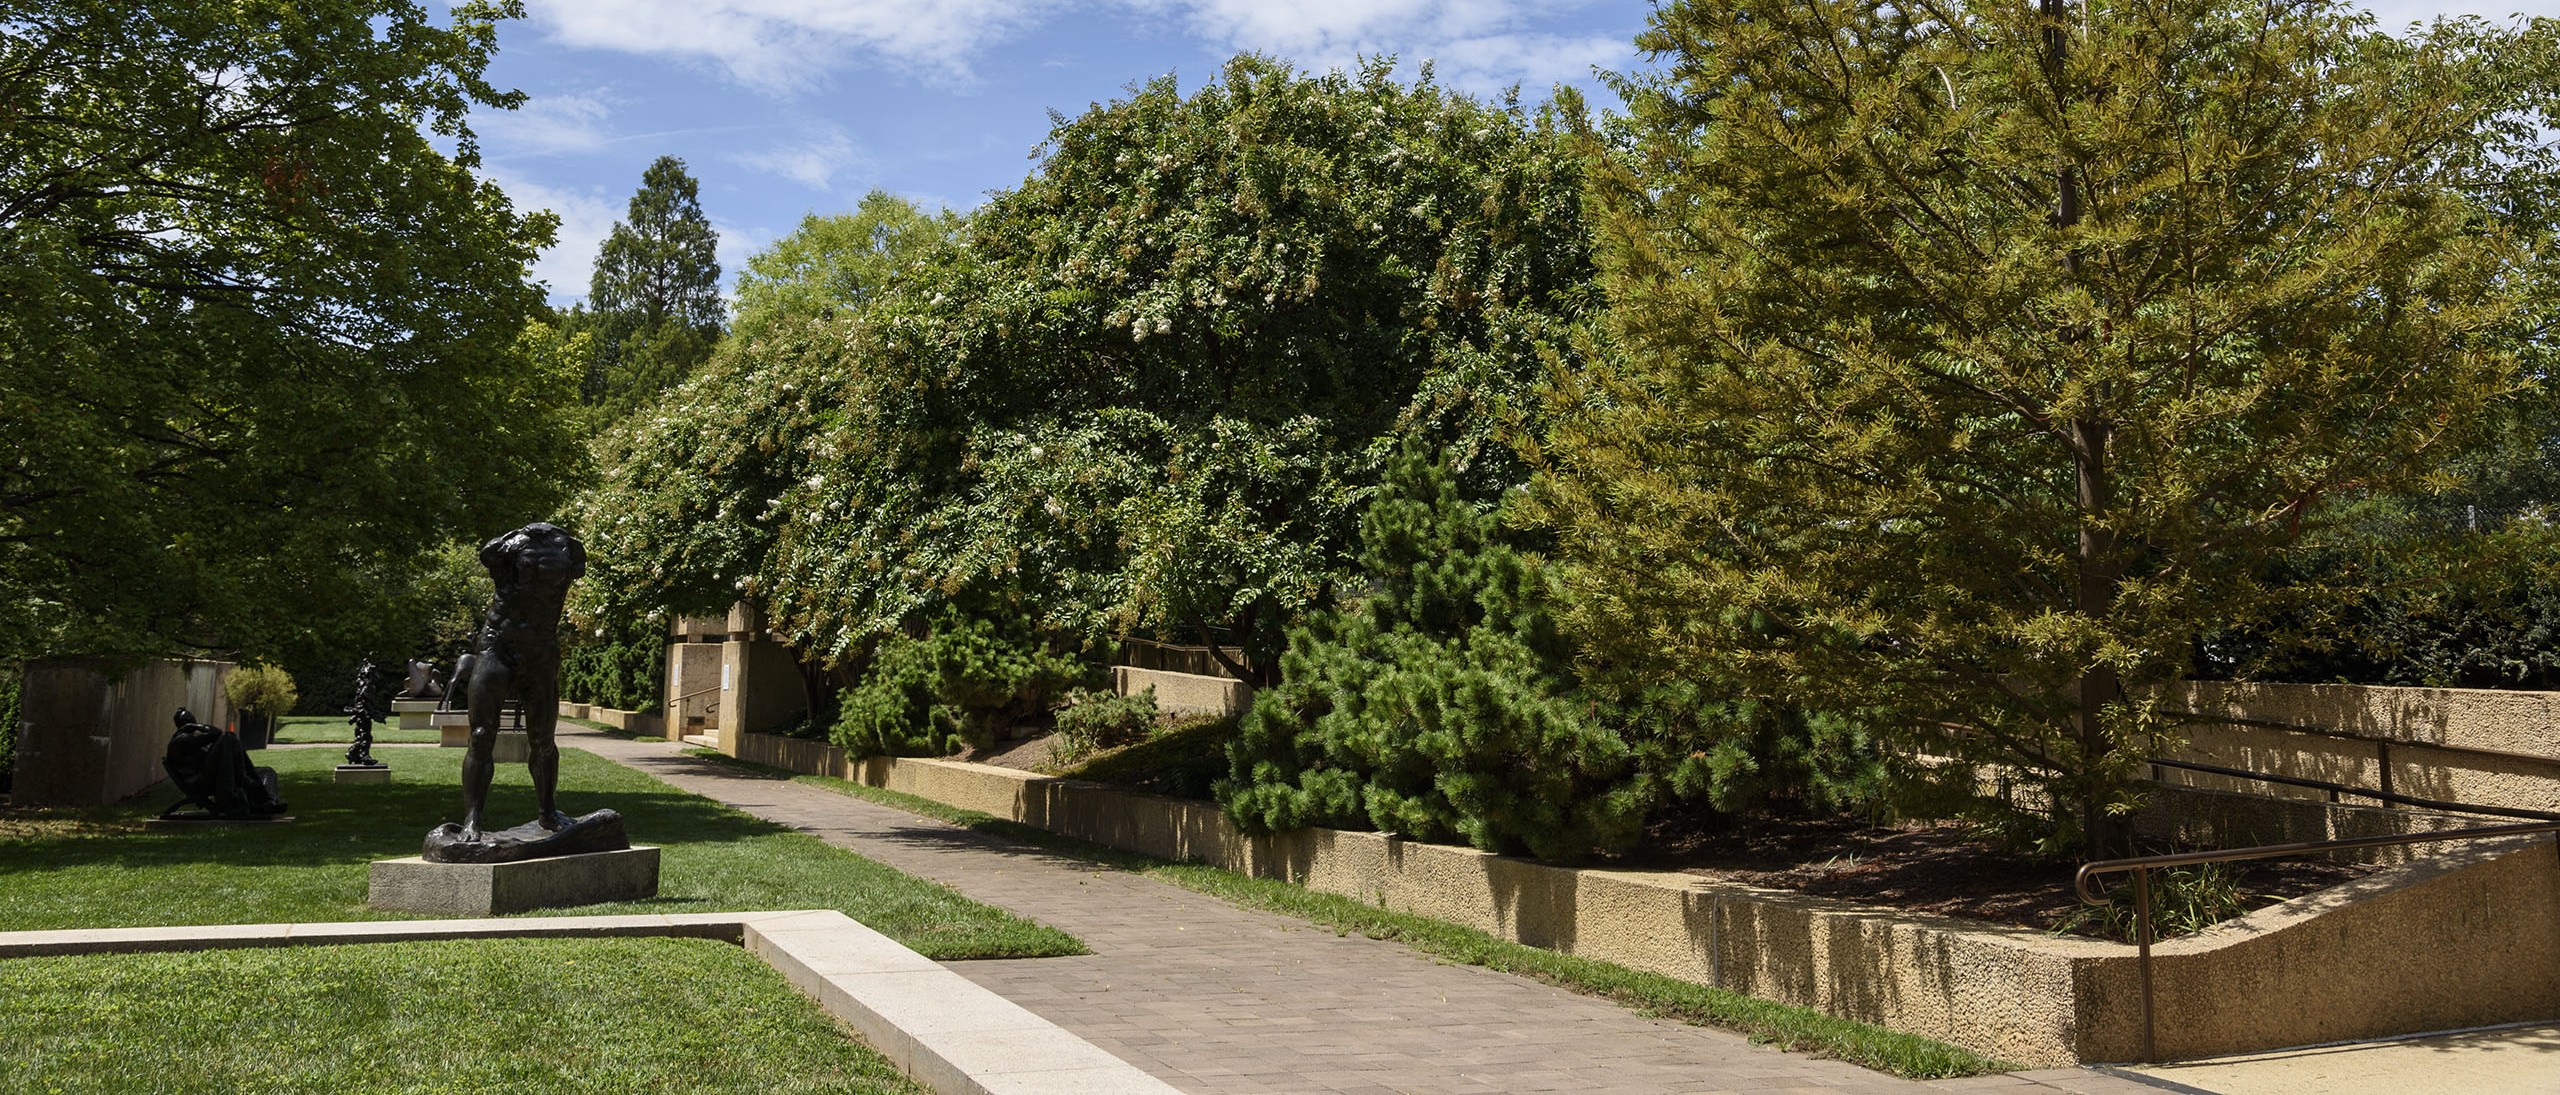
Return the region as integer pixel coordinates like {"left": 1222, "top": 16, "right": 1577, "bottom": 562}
{"left": 2073, "top": 814, "right": 2560, "bottom": 1062}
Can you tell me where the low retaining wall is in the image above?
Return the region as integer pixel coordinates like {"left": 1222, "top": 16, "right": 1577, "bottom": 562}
{"left": 1110, "top": 666, "right": 1249, "bottom": 717}
{"left": 564, "top": 704, "right": 665, "bottom": 740}
{"left": 724, "top": 730, "right": 2560, "bottom": 1065}
{"left": 2166, "top": 681, "right": 2560, "bottom": 815}
{"left": 13, "top": 659, "right": 232, "bottom": 807}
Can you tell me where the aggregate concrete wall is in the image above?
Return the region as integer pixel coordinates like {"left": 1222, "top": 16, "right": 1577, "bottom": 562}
{"left": 1110, "top": 666, "right": 1250, "bottom": 717}
{"left": 666, "top": 643, "right": 724, "bottom": 742}
{"left": 720, "top": 639, "right": 809, "bottom": 742}
{"left": 2121, "top": 834, "right": 2560, "bottom": 1061}
{"left": 13, "top": 659, "right": 232, "bottom": 807}
{"left": 2166, "top": 681, "right": 2560, "bottom": 814}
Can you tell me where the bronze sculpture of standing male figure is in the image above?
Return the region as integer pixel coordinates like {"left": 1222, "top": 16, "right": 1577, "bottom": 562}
{"left": 458, "top": 522, "right": 585, "bottom": 841}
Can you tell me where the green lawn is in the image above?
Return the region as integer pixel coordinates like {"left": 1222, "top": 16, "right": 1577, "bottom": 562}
{"left": 0, "top": 748, "right": 1081, "bottom": 960}
{"left": 0, "top": 937, "right": 926, "bottom": 1095}
{"left": 269, "top": 714, "right": 441, "bottom": 745}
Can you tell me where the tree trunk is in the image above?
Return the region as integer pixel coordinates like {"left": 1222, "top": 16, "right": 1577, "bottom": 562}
{"left": 1188, "top": 605, "right": 1262, "bottom": 686}
{"left": 2049, "top": 0, "right": 2127, "bottom": 858}
{"left": 2074, "top": 418, "right": 2126, "bottom": 858}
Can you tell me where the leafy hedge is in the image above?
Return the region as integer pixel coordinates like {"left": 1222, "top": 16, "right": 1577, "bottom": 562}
{"left": 2204, "top": 520, "right": 2560, "bottom": 689}
{"left": 1, "top": 667, "right": 19, "bottom": 789}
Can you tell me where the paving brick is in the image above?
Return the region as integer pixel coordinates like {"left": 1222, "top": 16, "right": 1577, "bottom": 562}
{"left": 569, "top": 728, "right": 2176, "bottom": 1095}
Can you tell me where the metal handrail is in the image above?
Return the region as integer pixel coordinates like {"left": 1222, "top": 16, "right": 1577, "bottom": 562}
{"left": 665, "top": 684, "right": 721, "bottom": 708}
{"left": 2075, "top": 818, "right": 2560, "bottom": 1062}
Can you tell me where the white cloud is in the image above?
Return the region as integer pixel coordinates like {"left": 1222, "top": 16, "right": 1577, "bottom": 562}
{"left": 731, "top": 127, "right": 870, "bottom": 192}
{"left": 475, "top": 89, "right": 618, "bottom": 156}
{"left": 713, "top": 218, "right": 769, "bottom": 307}
{"left": 487, "top": 169, "right": 626, "bottom": 302}
{"left": 1416, "top": 31, "right": 1629, "bottom": 97}
{"left": 524, "top": 0, "right": 1059, "bottom": 92}
{"left": 1136, "top": 0, "right": 1634, "bottom": 95}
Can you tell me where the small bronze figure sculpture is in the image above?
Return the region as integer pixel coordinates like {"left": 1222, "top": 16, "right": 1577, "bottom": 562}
{"left": 160, "top": 708, "right": 287, "bottom": 820}
{"left": 397, "top": 659, "right": 445, "bottom": 700}
{"left": 423, "top": 522, "right": 628, "bottom": 863}
{"left": 438, "top": 631, "right": 478, "bottom": 713}
{"left": 344, "top": 659, "right": 387, "bottom": 768}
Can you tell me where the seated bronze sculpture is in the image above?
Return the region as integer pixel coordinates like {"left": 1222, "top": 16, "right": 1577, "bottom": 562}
{"left": 160, "top": 708, "right": 288, "bottom": 820}
{"left": 397, "top": 659, "right": 445, "bottom": 700}
{"left": 424, "top": 521, "right": 628, "bottom": 863}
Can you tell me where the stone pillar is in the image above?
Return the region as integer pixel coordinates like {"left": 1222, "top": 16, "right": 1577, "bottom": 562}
{"left": 718, "top": 639, "right": 811, "bottom": 746}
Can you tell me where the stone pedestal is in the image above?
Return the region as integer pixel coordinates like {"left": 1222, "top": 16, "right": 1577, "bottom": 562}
{"left": 334, "top": 765, "right": 390, "bottom": 784}
{"left": 393, "top": 699, "right": 439, "bottom": 731}
{"left": 367, "top": 846, "right": 660, "bottom": 915}
{"left": 434, "top": 710, "right": 468, "bottom": 748}
{"left": 432, "top": 711, "right": 527, "bottom": 760}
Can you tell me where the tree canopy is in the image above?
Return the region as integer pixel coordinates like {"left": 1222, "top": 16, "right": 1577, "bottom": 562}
{"left": 585, "top": 56, "right": 1598, "bottom": 675}
{"left": 1533, "top": 0, "right": 2560, "bottom": 850}
{"left": 0, "top": 0, "right": 576, "bottom": 666}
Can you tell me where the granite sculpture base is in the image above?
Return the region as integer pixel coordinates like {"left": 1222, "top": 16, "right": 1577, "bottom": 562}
{"left": 393, "top": 699, "right": 438, "bottom": 731}
{"left": 368, "top": 845, "right": 660, "bottom": 915}
{"left": 334, "top": 765, "right": 391, "bottom": 784}
{"left": 433, "top": 719, "right": 528, "bottom": 761}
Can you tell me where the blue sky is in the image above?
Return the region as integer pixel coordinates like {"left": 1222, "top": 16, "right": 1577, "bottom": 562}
{"left": 462, "top": 1, "right": 2560, "bottom": 308}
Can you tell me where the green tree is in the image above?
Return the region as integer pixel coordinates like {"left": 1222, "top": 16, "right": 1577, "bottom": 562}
{"left": 737, "top": 55, "right": 1598, "bottom": 671}
{"left": 0, "top": 0, "right": 576, "bottom": 666}
{"left": 582, "top": 155, "right": 723, "bottom": 416}
{"left": 1536, "top": 0, "right": 2558, "bottom": 852}
{"left": 732, "top": 191, "right": 964, "bottom": 337}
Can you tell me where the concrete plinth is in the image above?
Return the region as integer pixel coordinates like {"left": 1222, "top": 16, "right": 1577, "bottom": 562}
{"left": 432, "top": 712, "right": 527, "bottom": 761}
{"left": 334, "top": 765, "right": 390, "bottom": 784}
{"left": 393, "top": 699, "right": 438, "bottom": 731}
{"left": 367, "top": 846, "right": 659, "bottom": 915}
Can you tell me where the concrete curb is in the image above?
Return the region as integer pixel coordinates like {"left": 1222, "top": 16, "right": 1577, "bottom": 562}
{"left": 0, "top": 911, "right": 1179, "bottom": 1095}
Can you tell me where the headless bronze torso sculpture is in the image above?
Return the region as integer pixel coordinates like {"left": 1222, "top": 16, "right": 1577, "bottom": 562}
{"left": 458, "top": 522, "right": 584, "bottom": 841}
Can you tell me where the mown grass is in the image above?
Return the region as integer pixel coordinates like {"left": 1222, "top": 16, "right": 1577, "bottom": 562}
{"left": 724, "top": 761, "right": 2014, "bottom": 1081}
{"left": 0, "top": 748, "right": 1081, "bottom": 960}
{"left": 0, "top": 937, "right": 926, "bottom": 1095}
{"left": 269, "top": 713, "right": 441, "bottom": 745}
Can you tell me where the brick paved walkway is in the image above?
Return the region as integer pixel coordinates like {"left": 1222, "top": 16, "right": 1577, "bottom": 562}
{"left": 566, "top": 728, "right": 2180, "bottom": 1095}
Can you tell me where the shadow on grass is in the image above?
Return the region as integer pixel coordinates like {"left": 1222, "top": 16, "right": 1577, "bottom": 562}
{"left": 0, "top": 750, "right": 794, "bottom": 877}
{"left": 0, "top": 741, "right": 1087, "bottom": 957}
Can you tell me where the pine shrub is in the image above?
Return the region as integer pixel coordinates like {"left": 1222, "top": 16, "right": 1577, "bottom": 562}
{"left": 832, "top": 616, "right": 1089, "bottom": 757}
{"left": 1218, "top": 449, "right": 1657, "bottom": 862}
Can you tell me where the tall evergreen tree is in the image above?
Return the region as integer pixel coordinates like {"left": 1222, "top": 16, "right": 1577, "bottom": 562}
{"left": 582, "top": 155, "right": 722, "bottom": 415}
{"left": 1536, "top": 0, "right": 2559, "bottom": 853}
